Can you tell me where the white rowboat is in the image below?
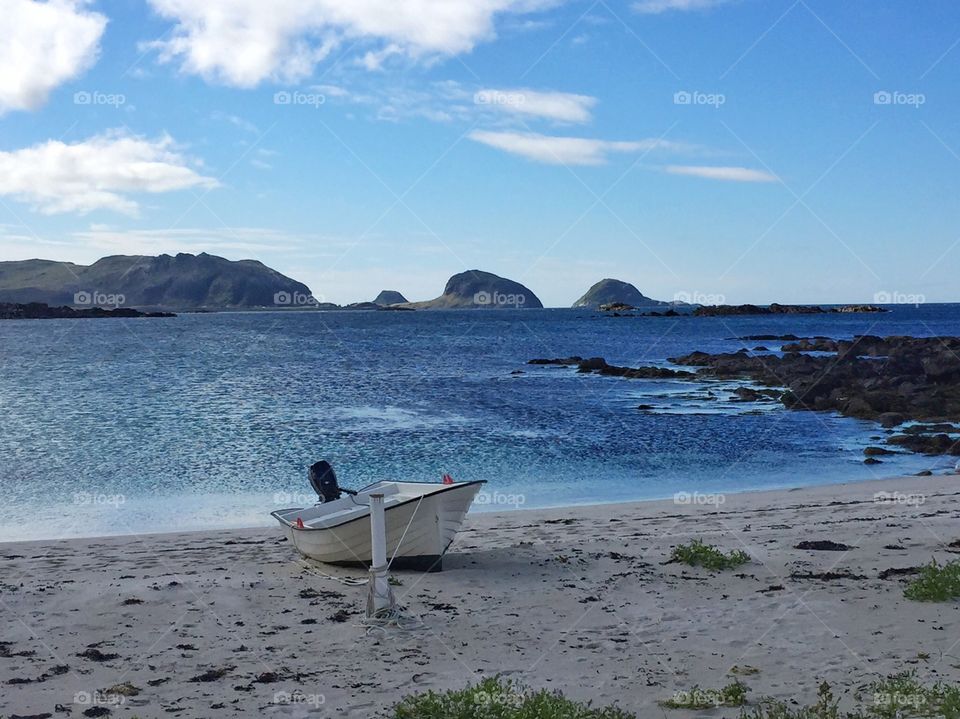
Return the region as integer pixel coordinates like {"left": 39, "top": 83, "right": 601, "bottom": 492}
{"left": 271, "top": 480, "right": 485, "bottom": 571}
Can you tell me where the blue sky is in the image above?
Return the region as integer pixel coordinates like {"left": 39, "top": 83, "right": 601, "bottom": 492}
{"left": 1, "top": 0, "right": 958, "bottom": 307}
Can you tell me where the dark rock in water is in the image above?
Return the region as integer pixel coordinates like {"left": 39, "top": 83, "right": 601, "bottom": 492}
{"left": 753, "top": 346, "right": 769, "bottom": 351}
{"left": 795, "top": 540, "right": 855, "bottom": 551}
{"left": 695, "top": 303, "right": 886, "bottom": 317}
{"left": 695, "top": 303, "right": 825, "bottom": 317}
{"left": 577, "top": 357, "right": 609, "bottom": 371}
{"left": 836, "top": 304, "right": 887, "bottom": 313}
{"left": 545, "top": 334, "right": 960, "bottom": 455}
{"left": 781, "top": 337, "right": 837, "bottom": 353}
{"left": 528, "top": 356, "right": 583, "bottom": 366}
{"left": 668, "top": 336, "right": 960, "bottom": 433}
{"left": 904, "top": 422, "right": 960, "bottom": 434}
{"left": 406, "top": 270, "right": 543, "bottom": 309}
{"left": 529, "top": 355, "right": 693, "bottom": 379}
{"left": 372, "top": 290, "right": 408, "bottom": 305}
{"left": 864, "top": 457, "right": 883, "bottom": 464}
{"left": 572, "top": 278, "right": 671, "bottom": 309}
{"left": 0, "top": 252, "right": 311, "bottom": 310}
{"left": 888, "top": 433, "right": 960, "bottom": 455}
{"left": 730, "top": 387, "right": 781, "bottom": 402}
{"left": 864, "top": 446, "right": 896, "bottom": 456}
{"left": 599, "top": 302, "right": 635, "bottom": 312}
{"left": 878, "top": 412, "right": 905, "bottom": 428}
{"left": 0, "top": 302, "right": 175, "bottom": 320}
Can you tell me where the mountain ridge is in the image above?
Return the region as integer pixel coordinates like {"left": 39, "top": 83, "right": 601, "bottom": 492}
{"left": 0, "top": 253, "right": 311, "bottom": 310}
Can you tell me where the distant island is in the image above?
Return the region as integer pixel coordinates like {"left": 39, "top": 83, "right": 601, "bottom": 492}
{"left": 0, "top": 254, "right": 909, "bottom": 314}
{"left": 0, "top": 253, "right": 311, "bottom": 311}
{"left": 0, "top": 302, "right": 175, "bottom": 320}
{"left": 373, "top": 290, "right": 408, "bottom": 306}
{"left": 693, "top": 303, "right": 887, "bottom": 316}
{"left": 403, "top": 270, "right": 543, "bottom": 309}
{"left": 572, "top": 278, "right": 672, "bottom": 309}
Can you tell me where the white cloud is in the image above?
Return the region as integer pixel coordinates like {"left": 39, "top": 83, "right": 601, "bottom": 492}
{"left": 0, "top": 0, "right": 107, "bottom": 114}
{"left": 665, "top": 165, "right": 778, "bottom": 182}
{"left": 469, "top": 130, "right": 687, "bottom": 165}
{"left": 146, "top": 0, "right": 557, "bottom": 87}
{"left": 0, "top": 131, "right": 218, "bottom": 215}
{"left": 633, "top": 0, "right": 732, "bottom": 13}
{"left": 475, "top": 88, "right": 596, "bottom": 123}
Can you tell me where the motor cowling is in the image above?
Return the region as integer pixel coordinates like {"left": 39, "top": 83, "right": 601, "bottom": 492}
{"left": 308, "top": 461, "right": 342, "bottom": 503}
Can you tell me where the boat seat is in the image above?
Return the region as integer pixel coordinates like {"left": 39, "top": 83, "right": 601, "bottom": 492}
{"left": 303, "top": 495, "right": 405, "bottom": 528}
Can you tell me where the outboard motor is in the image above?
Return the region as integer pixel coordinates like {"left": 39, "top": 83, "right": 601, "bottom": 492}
{"left": 309, "top": 461, "right": 342, "bottom": 503}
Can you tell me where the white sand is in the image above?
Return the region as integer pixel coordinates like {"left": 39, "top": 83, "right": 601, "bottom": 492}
{"left": 2, "top": 474, "right": 959, "bottom": 717}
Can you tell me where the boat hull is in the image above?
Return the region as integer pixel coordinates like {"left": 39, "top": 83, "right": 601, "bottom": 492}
{"left": 272, "top": 481, "right": 483, "bottom": 571}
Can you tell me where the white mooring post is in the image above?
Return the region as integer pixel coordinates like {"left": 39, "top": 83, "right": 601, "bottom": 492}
{"left": 366, "top": 493, "right": 395, "bottom": 618}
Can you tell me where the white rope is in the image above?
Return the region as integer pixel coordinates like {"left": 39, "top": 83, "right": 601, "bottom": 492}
{"left": 360, "top": 605, "right": 426, "bottom": 636}
{"left": 388, "top": 493, "right": 425, "bottom": 569}
{"left": 296, "top": 558, "right": 368, "bottom": 586}
{"left": 294, "top": 493, "right": 430, "bottom": 634}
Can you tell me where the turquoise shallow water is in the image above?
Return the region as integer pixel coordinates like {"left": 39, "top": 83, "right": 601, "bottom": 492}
{"left": 1, "top": 305, "right": 957, "bottom": 541}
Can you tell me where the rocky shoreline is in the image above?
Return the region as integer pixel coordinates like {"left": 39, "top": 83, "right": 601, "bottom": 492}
{"left": 531, "top": 334, "right": 960, "bottom": 457}
{"left": 0, "top": 302, "right": 176, "bottom": 320}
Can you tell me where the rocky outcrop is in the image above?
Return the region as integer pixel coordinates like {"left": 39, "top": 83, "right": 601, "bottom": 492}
{"left": 405, "top": 270, "right": 543, "bottom": 309}
{"left": 532, "top": 335, "right": 960, "bottom": 455}
{"left": 528, "top": 356, "right": 693, "bottom": 379}
{"left": 572, "top": 279, "right": 669, "bottom": 309}
{"left": 0, "top": 253, "right": 311, "bottom": 310}
{"left": 373, "top": 290, "right": 408, "bottom": 306}
{"left": 694, "top": 303, "right": 887, "bottom": 316}
{"left": 0, "top": 302, "right": 175, "bottom": 320}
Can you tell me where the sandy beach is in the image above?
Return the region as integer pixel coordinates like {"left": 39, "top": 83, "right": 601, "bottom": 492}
{"left": 2, "top": 474, "right": 959, "bottom": 718}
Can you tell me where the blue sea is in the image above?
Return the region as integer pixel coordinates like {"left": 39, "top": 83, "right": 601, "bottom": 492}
{"left": 2, "top": 305, "right": 958, "bottom": 541}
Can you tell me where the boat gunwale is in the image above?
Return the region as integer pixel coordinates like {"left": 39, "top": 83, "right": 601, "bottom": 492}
{"left": 270, "top": 480, "right": 486, "bottom": 532}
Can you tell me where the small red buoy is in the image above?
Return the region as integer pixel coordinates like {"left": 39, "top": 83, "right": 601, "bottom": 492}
{"left": 442, "top": 473, "right": 454, "bottom": 485}
{"left": 295, "top": 517, "right": 304, "bottom": 529}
